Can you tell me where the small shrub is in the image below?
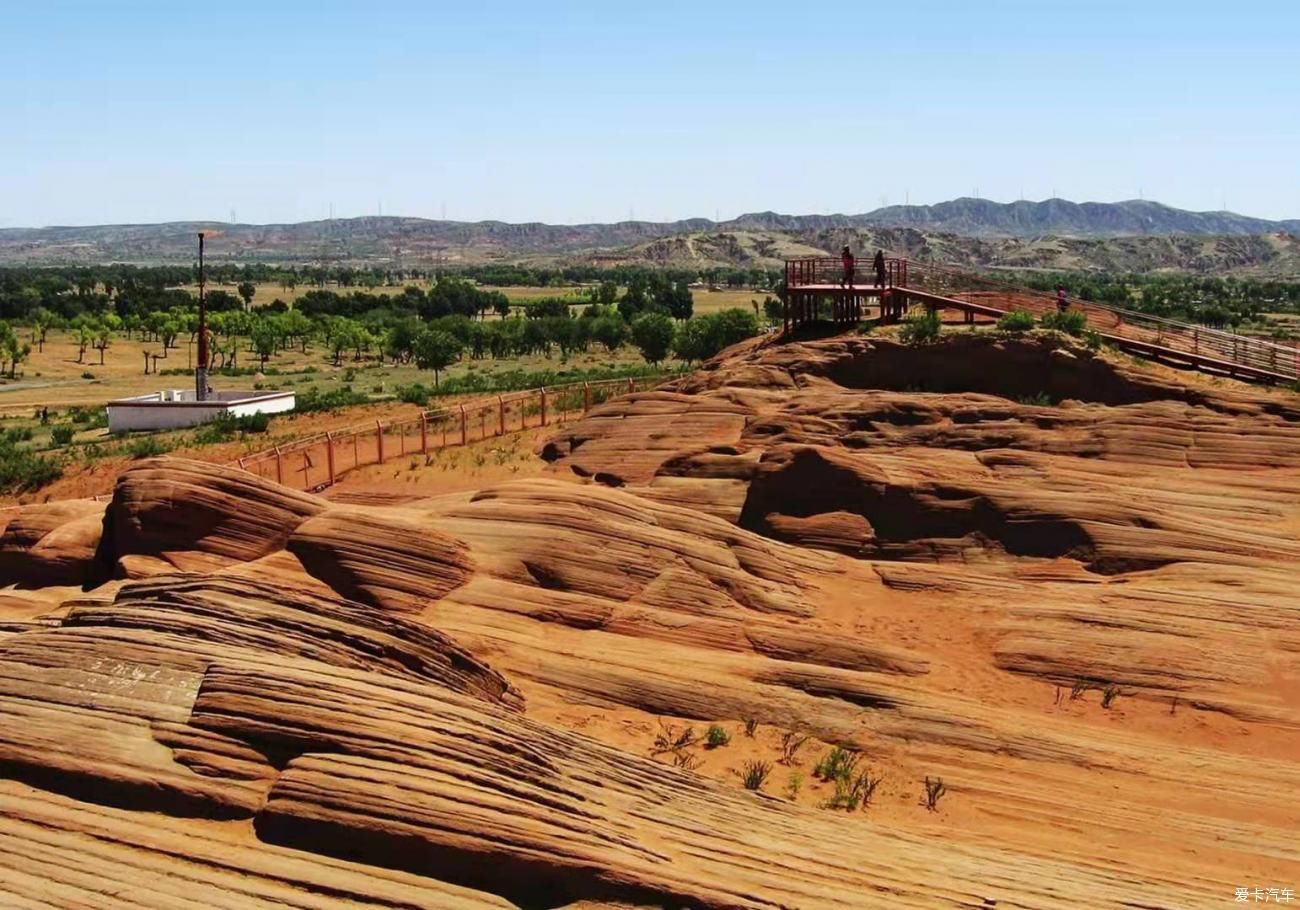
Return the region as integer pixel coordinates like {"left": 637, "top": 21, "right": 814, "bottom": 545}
{"left": 1083, "top": 329, "right": 1103, "bottom": 352}
{"left": 705, "top": 725, "right": 730, "bottom": 749}
{"left": 996, "top": 310, "right": 1036, "bottom": 333}
{"left": 741, "top": 760, "right": 771, "bottom": 792}
{"left": 0, "top": 440, "right": 62, "bottom": 493}
{"left": 236, "top": 412, "right": 271, "bottom": 434}
{"left": 1039, "top": 310, "right": 1087, "bottom": 336}
{"left": 923, "top": 776, "right": 947, "bottom": 811}
{"left": 813, "top": 746, "right": 859, "bottom": 782}
{"left": 743, "top": 718, "right": 758, "bottom": 738}
{"left": 1101, "top": 684, "right": 1122, "bottom": 709}
{"left": 396, "top": 383, "right": 433, "bottom": 406}
{"left": 779, "top": 731, "right": 809, "bottom": 766}
{"left": 672, "top": 751, "right": 701, "bottom": 771}
{"left": 127, "top": 436, "right": 173, "bottom": 459}
{"left": 49, "top": 426, "right": 76, "bottom": 447}
{"left": 652, "top": 721, "right": 697, "bottom": 756}
{"left": 192, "top": 411, "right": 272, "bottom": 446}
{"left": 295, "top": 387, "right": 370, "bottom": 414}
{"left": 784, "top": 773, "right": 804, "bottom": 800}
{"left": 854, "top": 769, "right": 883, "bottom": 807}
{"left": 1069, "top": 679, "right": 1092, "bottom": 701}
{"left": 1015, "top": 391, "right": 1054, "bottom": 407}
{"left": 80, "top": 371, "right": 96, "bottom": 380}
{"left": 899, "top": 310, "right": 941, "bottom": 345}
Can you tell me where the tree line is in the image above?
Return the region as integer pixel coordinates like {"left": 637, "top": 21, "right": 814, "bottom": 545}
{"left": 0, "top": 274, "right": 763, "bottom": 388}
{"left": 0, "top": 262, "right": 773, "bottom": 322}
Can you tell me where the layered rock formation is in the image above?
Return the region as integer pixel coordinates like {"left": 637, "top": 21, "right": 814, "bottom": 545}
{"left": 1, "top": 334, "right": 1297, "bottom": 908}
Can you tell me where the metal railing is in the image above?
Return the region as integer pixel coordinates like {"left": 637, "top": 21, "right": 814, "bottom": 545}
{"left": 786, "top": 257, "right": 908, "bottom": 289}
{"left": 232, "top": 376, "right": 664, "bottom": 492}
{"left": 902, "top": 259, "right": 1300, "bottom": 382}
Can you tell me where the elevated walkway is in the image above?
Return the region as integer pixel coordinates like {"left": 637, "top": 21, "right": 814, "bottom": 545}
{"left": 784, "top": 257, "right": 1299, "bottom": 385}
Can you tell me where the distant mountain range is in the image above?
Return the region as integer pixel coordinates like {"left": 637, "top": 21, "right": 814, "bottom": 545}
{"left": 1, "top": 198, "right": 1298, "bottom": 273}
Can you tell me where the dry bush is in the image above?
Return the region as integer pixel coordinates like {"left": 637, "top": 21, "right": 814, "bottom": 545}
{"left": 779, "top": 731, "right": 809, "bottom": 766}
{"left": 741, "top": 760, "right": 772, "bottom": 792}
{"left": 923, "top": 776, "right": 947, "bottom": 811}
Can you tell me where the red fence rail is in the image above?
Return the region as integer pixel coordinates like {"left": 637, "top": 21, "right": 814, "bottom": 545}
{"left": 232, "top": 376, "right": 664, "bottom": 493}
{"left": 784, "top": 255, "right": 1299, "bottom": 382}
{"left": 901, "top": 259, "right": 1300, "bottom": 382}
{"left": 786, "top": 256, "right": 908, "bottom": 288}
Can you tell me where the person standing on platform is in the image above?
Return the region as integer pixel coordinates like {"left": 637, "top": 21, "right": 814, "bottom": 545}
{"left": 840, "top": 246, "right": 856, "bottom": 288}
{"left": 873, "top": 249, "right": 887, "bottom": 287}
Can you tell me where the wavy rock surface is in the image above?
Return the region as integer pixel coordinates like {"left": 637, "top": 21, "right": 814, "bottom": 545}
{"left": 1, "top": 334, "right": 1298, "bottom": 908}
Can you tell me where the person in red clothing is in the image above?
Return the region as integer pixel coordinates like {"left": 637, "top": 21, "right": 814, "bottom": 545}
{"left": 840, "top": 246, "right": 856, "bottom": 288}
{"left": 873, "top": 249, "right": 887, "bottom": 287}
{"left": 1056, "top": 285, "right": 1069, "bottom": 313}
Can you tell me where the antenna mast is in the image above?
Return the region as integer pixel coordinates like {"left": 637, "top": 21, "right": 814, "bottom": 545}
{"left": 196, "top": 232, "right": 209, "bottom": 402}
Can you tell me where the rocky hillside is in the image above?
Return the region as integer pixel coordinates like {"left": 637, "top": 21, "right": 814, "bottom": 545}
{"left": 612, "top": 225, "right": 1300, "bottom": 277}
{"left": 2, "top": 334, "right": 1297, "bottom": 907}
{"left": 2, "top": 198, "right": 1298, "bottom": 271}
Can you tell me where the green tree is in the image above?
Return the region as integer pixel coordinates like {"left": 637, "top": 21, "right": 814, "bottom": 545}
{"left": 2, "top": 332, "right": 31, "bottom": 379}
{"left": 762, "top": 296, "right": 783, "bottom": 325}
{"left": 590, "top": 315, "right": 628, "bottom": 352}
{"left": 412, "top": 328, "right": 462, "bottom": 387}
{"left": 325, "top": 318, "right": 362, "bottom": 366}
{"left": 701, "top": 308, "right": 760, "bottom": 357}
{"left": 673, "top": 317, "right": 709, "bottom": 364}
{"left": 29, "top": 307, "right": 53, "bottom": 352}
{"left": 94, "top": 323, "right": 112, "bottom": 365}
{"left": 630, "top": 312, "right": 675, "bottom": 365}
{"left": 659, "top": 281, "right": 694, "bottom": 321}
{"left": 594, "top": 280, "right": 619, "bottom": 306}
{"left": 281, "top": 309, "right": 314, "bottom": 352}
{"left": 236, "top": 281, "right": 257, "bottom": 310}
{"left": 74, "top": 320, "right": 95, "bottom": 364}
{"left": 250, "top": 318, "right": 280, "bottom": 368}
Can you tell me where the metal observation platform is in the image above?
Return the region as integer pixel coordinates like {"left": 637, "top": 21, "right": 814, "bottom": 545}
{"left": 782, "top": 255, "right": 1300, "bottom": 385}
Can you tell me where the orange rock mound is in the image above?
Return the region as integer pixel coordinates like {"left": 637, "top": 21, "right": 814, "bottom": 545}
{"left": 1, "top": 333, "right": 1298, "bottom": 908}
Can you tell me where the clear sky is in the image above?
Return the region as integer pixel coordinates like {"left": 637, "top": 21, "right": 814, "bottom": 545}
{"left": 3, "top": 0, "right": 1298, "bottom": 227}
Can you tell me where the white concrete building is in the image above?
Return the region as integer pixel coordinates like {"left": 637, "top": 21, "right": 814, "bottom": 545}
{"left": 106, "top": 390, "right": 295, "bottom": 434}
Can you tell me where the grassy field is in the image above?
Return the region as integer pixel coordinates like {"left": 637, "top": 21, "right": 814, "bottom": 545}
{"left": 0, "top": 327, "right": 659, "bottom": 418}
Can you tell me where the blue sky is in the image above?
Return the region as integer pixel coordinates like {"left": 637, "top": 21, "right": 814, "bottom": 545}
{"left": 2, "top": 0, "right": 1298, "bottom": 226}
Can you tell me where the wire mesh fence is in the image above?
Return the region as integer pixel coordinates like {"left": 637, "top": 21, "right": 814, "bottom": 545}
{"left": 233, "top": 375, "right": 665, "bottom": 492}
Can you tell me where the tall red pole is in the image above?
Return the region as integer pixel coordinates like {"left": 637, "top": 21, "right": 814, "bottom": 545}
{"left": 196, "top": 232, "right": 209, "bottom": 401}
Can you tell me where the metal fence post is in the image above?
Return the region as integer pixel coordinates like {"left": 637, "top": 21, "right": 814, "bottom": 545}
{"left": 540, "top": 387, "right": 547, "bottom": 426}
{"left": 325, "top": 432, "right": 335, "bottom": 485}
{"left": 420, "top": 413, "right": 428, "bottom": 452}
{"left": 498, "top": 395, "right": 505, "bottom": 436}
{"left": 274, "top": 447, "right": 283, "bottom": 485}
{"left": 376, "top": 420, "right": 385, "bottom": 464}
{"left": 583, "top": 382, "right": 591, "bottom": 412}
{"left": 460, "top": 405, "right": 467, "bottom": 445}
